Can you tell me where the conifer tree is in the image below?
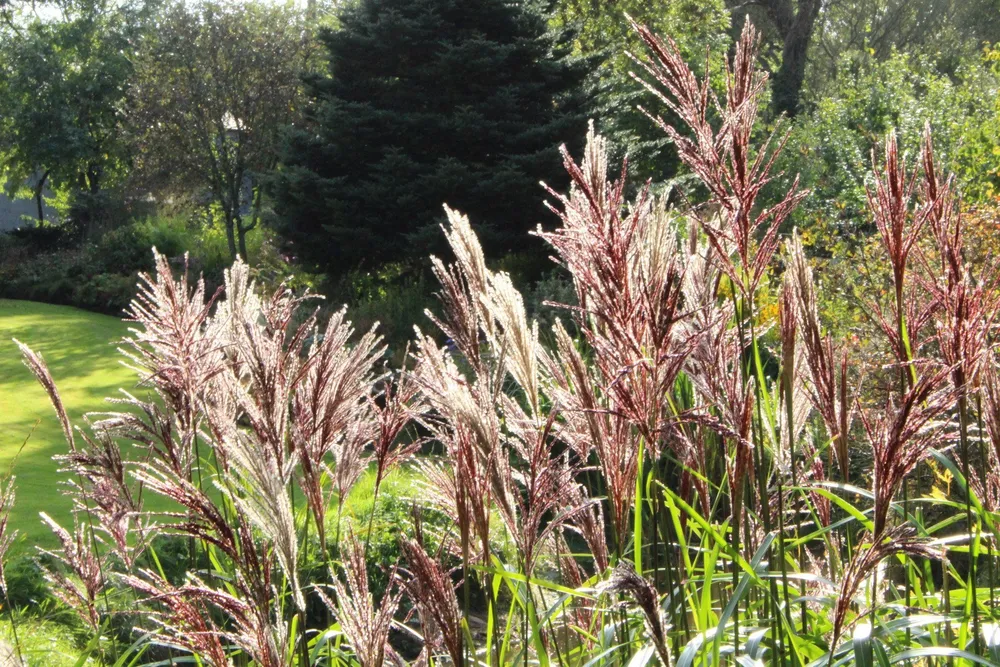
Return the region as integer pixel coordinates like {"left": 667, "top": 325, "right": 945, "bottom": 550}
{"left": 274, "top": 0, "right": 589, "bottom": 277}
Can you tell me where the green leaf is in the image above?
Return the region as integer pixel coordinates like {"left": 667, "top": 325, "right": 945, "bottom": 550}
{"left": 853, "top": 622, "right": 874, "bottom": 667}
{"left": 888, "top": 647, "right": 999, "bottom": 666}
{"left": 635, "top": 436, "right": 645, "bottom": 575}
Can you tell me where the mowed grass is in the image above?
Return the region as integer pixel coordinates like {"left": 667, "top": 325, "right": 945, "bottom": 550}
{"left": 0, "top": 299, "right": 136, "bottom": 550}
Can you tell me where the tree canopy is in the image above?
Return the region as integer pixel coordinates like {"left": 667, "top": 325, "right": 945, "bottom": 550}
{"left": 0, "top": 0, "right": 144, "bottom": 234}
{"left": 129, "top": 0, "right": 314, "bottom": 260}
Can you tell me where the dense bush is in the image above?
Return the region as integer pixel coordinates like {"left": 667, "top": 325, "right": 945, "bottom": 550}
{"left": 0, "top": 213, "right": 292, "bottom": 314}
{"left": 778, "top": 47, "right": 1000, "bottom": 253}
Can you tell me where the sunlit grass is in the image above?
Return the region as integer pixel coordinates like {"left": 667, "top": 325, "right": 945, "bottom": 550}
{"left": 0, "top": 611, "right": 88, "bottom": 665}
{"left": 0, "top": 299, "right": 135, "bottom": 549}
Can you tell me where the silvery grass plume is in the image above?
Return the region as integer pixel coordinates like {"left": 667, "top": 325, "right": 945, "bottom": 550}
{"left": 223, "top": 428, "right": 303, "bottom": 610}
{"left": 629, "top": 17, "right": 806, "bottom": 301}
{"left": 553, "top": 532, "right": 600, "bottom": 649}
{"left": 127, "top": 564, "right": 291, "bottom": 667}
{"left": 627, "top": 16, "right": 807, "bottom": 537}
{"left": 919, "top": 125, "right": 1000, "bottom": 392}
{"left": 600, "top": 562, "right": 671, "bottom": 666}
{"left": 683, "top": 304, "right": 755, "bottom": 526}
{"left": 327, "top": 533, "right": 402, "bottom": 667}
{"left": 207, "top": 257, "right": 374, "bottom": 611}
{"left": 413, "top": 423, "right": 497, "bottom": 570}
{"left": 209, "top": 258, "right": 314, "bottom": 469}
{"left": 859, "top": 368, "right": 954, "bottom": 536}
{"left": 58, "top": 421, "right": 144, "bottom": 567}
{"left": 539, "top": 126, "right": 690, "bottom": 455}
{"left": 121, "top": 250, "right": 223, "bottom": 477}
{"left": 38, "top": 513, "right": 105, "bottom": 632}
{"left": 558, "top": 477, "right": 610, "bottom": 575}
{"left": 121, "top": 570, "right": 230, "bottom": 667}
{"left": 18, "top": 249, "right": 387, "bottom": 663}
{"left": 977, "top": 362, "right": 1000, "bottom": 510}
{"left": 16, "top": 341, "right": 145, "bottom": 566}
{"left": 868, "top": 132, "right": 925, "bottom": 313}
{"left": 121, "top": 488, "right": 292, "bottom": 667}
{"left": 831, "top": 525, "right": 943, "bottom": 653}
{"left": 371, "top": 368, "right": 424, "bottom": 493}
{"left": 0, "top": 471, "right": 19, "bottom": 667}
{"left": 776, "top": 273, "right": 813, "bottom": 464}
{"left": 866, "top": 132, "right": 938, "bottom": 368}
{"left": 784, "top": 233, "right": 854, "bottom": 481}
{"left": 412, "top": 212, "right": 514, "bottom": 567}
{"left": 290, "top": 305, "right": 386, "bottom": 551}
{"left": 129, "top": 437, "right": 295, "bottom": 664}
{"left": 398, "top": 536, "right": 463, "bottom": 667}
{"left": 425, "top": 207, "right": 589, "bottom": 577}
{"left": 777, "top": 272, "right": 832, "bottom": 538}
{"left": 538, "top": 126, "right": 692, "bottom": 550}
{"left": 123, "top": 254, "right": 305, "bottom": 627}
{"left": 0, "top": 473, "right": 14, "bottom": 598}
{"left": 540, "top": 323, "right": 613, "bottom": 569}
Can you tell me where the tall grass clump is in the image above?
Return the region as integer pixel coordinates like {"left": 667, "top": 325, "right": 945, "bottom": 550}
{"left": 8, "top": 16, "right": 1000, "bottom": 667}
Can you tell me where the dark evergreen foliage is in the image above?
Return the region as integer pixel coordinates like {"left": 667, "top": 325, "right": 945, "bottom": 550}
{"left": 273, "top": 0, "right": 590, "bottom": 277}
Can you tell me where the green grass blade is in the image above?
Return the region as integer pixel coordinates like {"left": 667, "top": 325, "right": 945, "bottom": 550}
{"left": 853, "top": 623, "right": 874, "bottom": 667}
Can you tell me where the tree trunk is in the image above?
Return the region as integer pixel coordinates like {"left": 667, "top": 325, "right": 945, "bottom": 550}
{"left": 237, "top": 214, "right": 249, "bottom": 261}
{"left": 224, "top": 208, "right": 239, "bottom": 260}
{"left": 758, "top": 0, "right": 822, "bottom": 118}
{"left": 34, "top": 170, "right": 49, "bottom": 225}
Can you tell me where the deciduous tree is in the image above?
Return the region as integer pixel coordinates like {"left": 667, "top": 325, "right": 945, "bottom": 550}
{"left": 129, "top": 0, "right": 314, "bottom": 261}
{"left": 0, "top": 0, "right": 142, "bottom": 232}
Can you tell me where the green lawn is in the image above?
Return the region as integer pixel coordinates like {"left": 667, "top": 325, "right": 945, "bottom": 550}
{"left": 0, "top": 299, "right": 135, "bottom": 550}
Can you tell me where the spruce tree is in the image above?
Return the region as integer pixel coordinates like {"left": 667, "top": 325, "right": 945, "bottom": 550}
{"left": 274, "top": 0, "right": 589, "bottom": 277}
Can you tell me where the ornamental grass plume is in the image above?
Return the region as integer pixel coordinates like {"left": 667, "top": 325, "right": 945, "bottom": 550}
{"left": 539, "top": 126, "right": 689, "bottom": 453}
{"left": 917, "top": 121, "right": 1000, "bottom": 648}
{"left": 683, "top": 306, "right": 755, "bottom": 525}
{"left": 59, "top": 422, "right": 144, "bottom": 567}
{"left": 868, "top": 132, "right": 926, "bottom": 318}
{"left": 20, "top": 248, "right": 403, "bottom": 664}
{"left": 290, "top": 306, "right": 385, "bottom": 552}
{"left": 128, "top": 565, "right": 291, "bottom": 667}
{"left": 418, "top": 206, "right": 586, "bottom": 579}
{"left": 17, "top": 341, "right": 150, "bottom": 580}
{"left": 538, "top": 125, "right": 693, "bottom": 551}
{"left": 17, "top": 339, "right": 146, "bottom": 566}
{"left": 776, "top": 276, "right": 815, "bottom": 471}
{"left": 629, "top": 17, "right": 805, "bottom": 300}
{"left": 121, "top": 251, "right": 223, "bottom": 477}
{"left": 627, "top": 14, "right": 807, "bottom": 566}
{"left": 859, "top": 369, "right": 954, "bottom": 536}
{"left": 977, "top": 361, "right": 1000, "bottom": 510}
{"left": 224, "top": 428, "right": 303, "bottom": 610}
{"left": 866, "top": 132, "right": 938, "bottom": 370}
{"left": 0, "top": 474, "right": 14, "bottom": 598}
{"left": 398, "top": 536, "right": 463, "bottom": 667}
{"left": 122, "top": 570, "right": 231, "bottom": 667}
{"left": 601, "top": 562, "right": 671, "bottom": 666}
{"left": 411, "top": 329, "right": 509, "bottom": 570}
{"left": 371, "top": 368, "right": 424, "bottom": 494}
{"left": 784, "top": 233, "right": 854, "bottom": 481}
{"left": 830, "top": 524, "right": 944, "bottom": 652}
{"left": 15, "top": 341, "right": 74, "bottom": 449}
{"left": 122, "top": 469, "right": 293, "bottom": 667}
{"left": 37, "top": 513, "right": 105, "bottom": 632}
{"left": 328, "top": 533, "right": 402, "bottom": 667}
